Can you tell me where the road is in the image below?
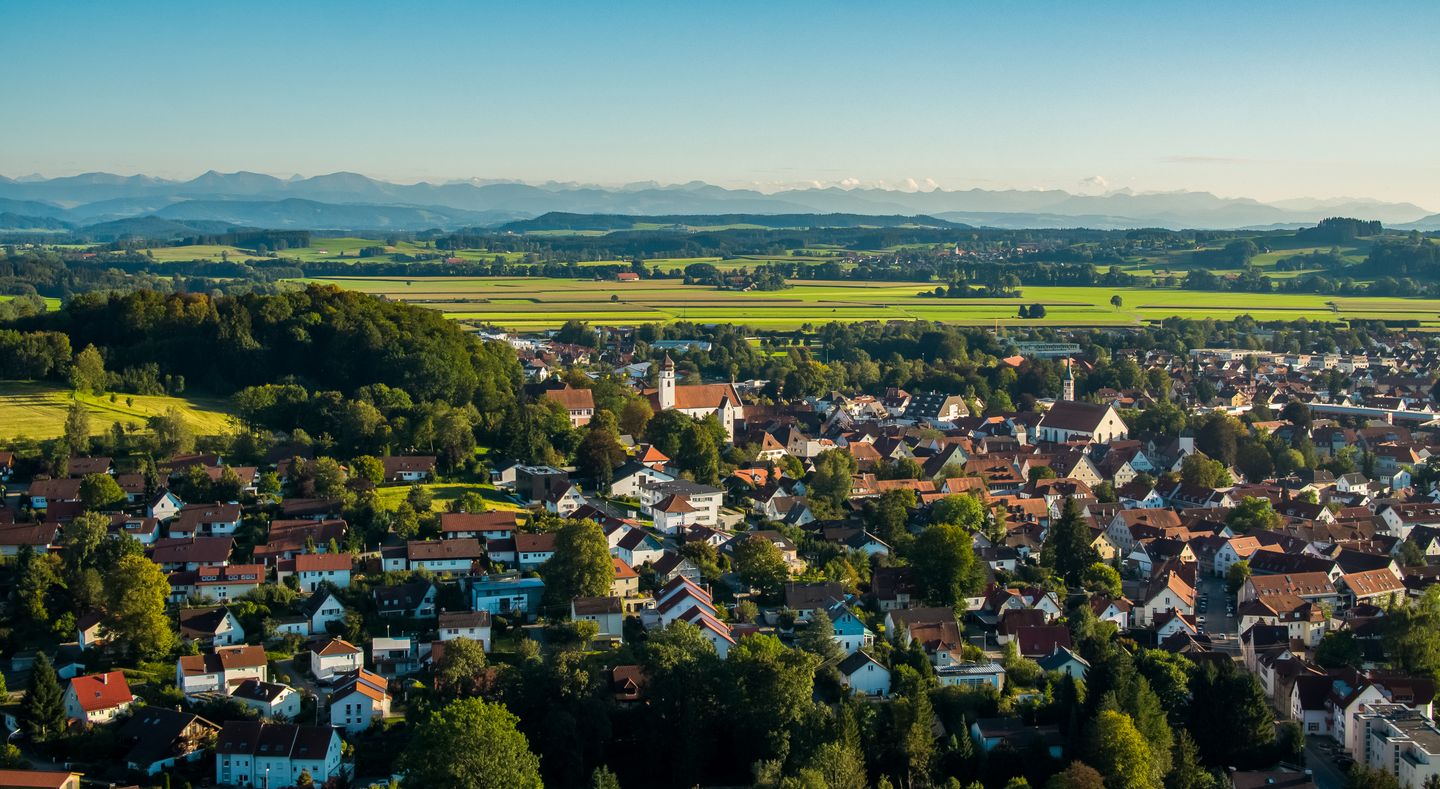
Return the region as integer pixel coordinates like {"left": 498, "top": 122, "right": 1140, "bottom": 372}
{"left": 1304, "top": 735, "right": 1347, "bottom": 789}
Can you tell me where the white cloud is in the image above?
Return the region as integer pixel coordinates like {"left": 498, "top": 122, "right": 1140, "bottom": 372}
{"left": 1079, "top": 175, "right": 1109, "bottom": 192}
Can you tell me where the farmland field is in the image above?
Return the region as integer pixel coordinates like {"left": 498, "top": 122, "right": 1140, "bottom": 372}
{"left": 295, "top": 276, "right": 1440, "bottom": 330}
{"left": 0, "top": 381, "right": 236, "bottom": 440}
{"left": 373, "top": 482, "right": 526, "bottom": 513}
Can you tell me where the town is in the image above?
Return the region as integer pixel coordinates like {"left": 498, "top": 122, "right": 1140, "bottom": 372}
{"left": 3, "top": 305, "right": 1440, "bottom": 789}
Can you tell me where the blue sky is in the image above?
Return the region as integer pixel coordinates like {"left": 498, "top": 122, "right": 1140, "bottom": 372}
{"left": 3, "top": 0, "right": 1438, "bottom": 206}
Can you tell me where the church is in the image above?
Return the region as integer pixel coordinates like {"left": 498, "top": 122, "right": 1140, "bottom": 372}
{"left": 1036, "top": 358, "right": 1129, "bottom": 445}
{"left": 644, "top": 355, "right": 744, "bottom": 442}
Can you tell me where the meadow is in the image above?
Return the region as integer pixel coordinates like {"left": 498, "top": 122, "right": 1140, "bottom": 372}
{"left": 295, "top": 275, "right": 1440, "bottom": 330}
{"left": 0, "top": 295, "right": 61, "bottom": 310}
{"left": 0, "top": 382, "right": 236, "bottom": 440}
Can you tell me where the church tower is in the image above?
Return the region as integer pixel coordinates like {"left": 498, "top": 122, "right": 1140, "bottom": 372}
{"left": 659, "top": 354, "right": 676, "bottom": 410}
{"left": 1062, "top": 357, "right": 1075, "bottom": 402}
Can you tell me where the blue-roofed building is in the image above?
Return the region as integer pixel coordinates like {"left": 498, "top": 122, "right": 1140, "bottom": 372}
{"left": 828, "top": 602, "right": 875, "bottom": 655}
{"left": 469, "top": 574, "right": 546, "bottom": 621}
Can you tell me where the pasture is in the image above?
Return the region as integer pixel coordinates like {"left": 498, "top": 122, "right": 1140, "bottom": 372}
{"left": 294, "top": 276, "right": 1440, "bottom": 330}
{"left": 0, "top": 382, "right": 236, "bottom": 440}
{"left": 372, "top": 482, "right": 526, "bottom": 513}
{"left": 0, "top": 295, "right": 61, "bottom": 310}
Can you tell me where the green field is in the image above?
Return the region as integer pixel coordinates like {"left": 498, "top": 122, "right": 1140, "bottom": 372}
{"left": 372, "top": 482, "right": 525, "bottom": 513}
{"left": 0, "top": 295, "right": 61, "bottom": 310}
{"left": 295, "top": 276, "right": 1440, "bottom": 330}
{"left": 0, "top": 382, "right": 236, "bottom": 440}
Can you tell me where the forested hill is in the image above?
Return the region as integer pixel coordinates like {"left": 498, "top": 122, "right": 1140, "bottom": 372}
{"left": 11, "top": 285, "right": 520, "bottom": 420}
{"left": 496, "top": 212, "right": 968, "bottom": 232}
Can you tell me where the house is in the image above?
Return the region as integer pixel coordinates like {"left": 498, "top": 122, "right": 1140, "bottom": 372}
{"left": 401, "top": 538, "right": 482, "bottom": 574}
{"left": 117, "top": 707, "right": 220, "bottom": 776}
{"left": 439, "top": 511, "right": 518, "bottom": 541}
{"left": 837, "top": 651, "right": 890, "bottom": 696}
{"left": 62, "top": 671, "right": 134, "bottom": 724}
{"left": 609, "top": 461, "right": 675, "bottom": 498}
{"left": 177, "top": 606, "right": 246, "bottom": 646}
{"left": 27, "top": 478, "right": 83, "bottom": 509}
{"left": 292, "top": 552, "right": 352, "bottom": 592}
{"left": 571, "top": 596, "right": 625, "bottom": 641}
{"left": 370, "top": 636, "right": 421, "bottom": 679}
{"left": 146, "top": 489, "right": 185, "bottom": 521}
{"left": 171, "top": 502, "right": 242, "bottom": 538}
{"left": 784, "top": 582, "right": 848, "bottom": 622}
{"left": 1339, "top": 569, "right": 1406, "bottom": 609}
{"left": 543, "top": 483, "right": 587, "bottom": 516}
{"left": 470, "top": 575, "right": 546, "bottom": 621}
{"left": 382, "top": 455, "right": 436, "bottom": 482}
{"left": 1135, "top": 564, "right": 1197, "bottom": 627}
{"left": 827, "top": 603, "right": 875, "bottom": 654}
{"left": 214, "top": 721, "right": 345, "bottom": 788}
{"left": 611, "top": 665, "right": 649, "bottom": 706}
{"left": 310, "top": 638, "right": 363, "bottom": 683}
{"left": 0, "top": 770, "right": 81, "bottom": 788}
{"left": 640, "top": 479, "right": 724, "bottom": 531}
{"left": 149, "top": 536, "right": 233, "bottom": 572}
{"left": 970, "top": 717, "right": 1065, "bottom": 760}
{"left": 171, "top": 563, "right": 265, "bottom": 603}
{"left": 328, "top": 669, "right": 391, "bottom": 733}
{"left": 542, "top": 386, "right": 596, "bottom": 428}
{"left": 175, "top": 645, "right": 269, "bottom": 696}
{"left": 254, "top": 519, "right": 347, "bottom": 565}
{"left": 614, "top": 528, "right": 664, "bottom": 568}
{"left": 1037, "top": 646, "right": 1090, "bottom": 679}
{"left": 612, "top": 557, "right": 640, "bottom": 598}
{"left": 936, "top": 663, "right": 1007, "bottom": 691}
{"left": 1014, "top": 625, "right": 1073, "bottom": 658}
{"left": 232, "top": 679, "right": 302, "bottom": 720}
{"left": 437, "top": 610, "right": 492, "bottom": 649}
{"left": 290, "top": 588, "right": 348, "bottom": 635}
{"left": 1036, "top": 401, "right": 1129, "bottom": 444}
{"left": 515, "top": 533, "right": 558, "bottom": 570}
{"left": 0, "top": 523, "right": 59, "bottom": 558}
{"left": 65, "top": 456, "right": 113, "bottom": 477}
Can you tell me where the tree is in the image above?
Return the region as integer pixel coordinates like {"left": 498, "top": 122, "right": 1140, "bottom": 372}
{"left": 910, "top": 521, "right": 984, "bottom": 606}
{"left": 433, "top": 637, "right": 489, "bottom": 698}
{"left": 1275, "top": 721, "right": 1305, "bottom": 763}
{"left": 892, "top": 666, "right": 937, "bottom": 789}
{"left": 575, "top": 411, "right": 627, "bottom": 490}
{"left": 1385, "top": 585, "right": 1440, "bottom": 679}
{"left": 62, "top": 400, "right": 91, "bottom": 456}
{"left": 400, "top": 698, "right": 542, "bottom": 789}
{"left": 23, "top": 653, "right": 65, "bottom": 742}
{"left": 71, "top": 343, "right": 107, "bottom": 394}
{"left": 1186, "top": 660, "right": 1274, "bottom": 767}
{"left": 797, "top": 608, "right": 844, "bottom": 663}
{"left": 618, "top": 397, "right": 653, "bottom": 438}
{"left": 809, "top": 449, "right": 858, "bottom": 517}
{"left": 734, "top": 534, "right": 789, "bottom": 598}
{"left": 79, "top": 472, "right": 126, "bottom": 510}
{"left": 800, "top": 739, "right": 867, "bottom": 789}
{"left": 1226, "top": 560, "right": 1251, "bottom": 596}
{"left": 1398, "top": 539, "right": 1427, "bottom": 568}
{"left": 1080, "top": 563, "right": 1122, "bottom": 598}
{"left": 1046, "top": 761, "right": 1105, "bottom": 789}
{"left": 1087, "top": 710, "right": 1160, "bottom": 789}
{"left": 102, "top": 553, "right": 177, "bottom": 659}
{"left": 543, "top": 519, "right": 613, "bottom": 604}
{"left": 1180, "top": 453, "right": 1232, "bottom": 488}
{"left": 1110, "top": 295, "right": 1123, "bottom": 310}
{"left": 149, "top": 407, "right": 195, "bottom": 456}
{"left": 1042, "top": 498, "right": 1100, "bottom": 586}
{"left": 1344, "top": 764, "right": 1401, "bottom": 789}
{"left": 1314, "top": 630, "right": 1364, "bottom": 669}
{"left": 590, "top": 766, "right": 622, "bottom": 789}
{"left": 1226, "top": 497, "right": 1280, "bottom": 534}
{"left": 392, "top": 501, "right": 421, "bottom": 540}
{"left": 1166, "top": 730, "right": 1216, "bottom": 789}
{"left": 351, "top": 455, "right": 386, "bottom": 488}
{"left": 930, "top": 494, "right": 986, "bottom": 531}
{"left": 724, "top": 634, "right": 820, "bottom": 767}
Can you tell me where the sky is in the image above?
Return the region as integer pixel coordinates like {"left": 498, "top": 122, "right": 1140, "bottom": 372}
{"left": 3, "top": 0, "right": 1438, "bottom": 207}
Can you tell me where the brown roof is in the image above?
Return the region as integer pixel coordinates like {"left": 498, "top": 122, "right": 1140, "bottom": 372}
{"left": 646, "top": 382, "right": 742, "bottom": 411}
{"left": 294, "top": 553, "right": 352, "bottom": 572}
{"left": 313, "top": 638, "right": 361, "bottom": 657}
{"left": 407, "top": 538, "right": 483, "bottom": 561}
{"left": 439, "top": 511, "right": 517, "bottom": 534}
{"left": 1038, "top": 401, "right": 1113, "bottom": 433}
{"left": 515, "top": 533, "right": 558, "bottom": 553}
{"left": 572, "top": 596, "right": 623, "bottom": 615}
{"left": 0, "top": 770, "right": 81, "bottom": 788}
{"left": 438, "top": 610, "right": 491, "bottom": 629}
{"left": 67, "top": 671, "right": 133, "bottom": 712}
{"left": 544, "top": 388, "right": 595, "bottom": 412}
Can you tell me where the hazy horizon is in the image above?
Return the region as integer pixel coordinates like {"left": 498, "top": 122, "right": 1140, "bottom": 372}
{"left": 3, "top": 0, "right": 1437, "bottom": 206}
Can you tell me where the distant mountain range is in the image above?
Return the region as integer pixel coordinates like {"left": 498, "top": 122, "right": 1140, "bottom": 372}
{"left": 0, "top": 170, "right": 1435, "bottom": 233}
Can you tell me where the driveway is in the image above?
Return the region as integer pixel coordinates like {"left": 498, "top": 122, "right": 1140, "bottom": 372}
{"left": 1196, "top": 572, "right": 1240, "bottom": 658}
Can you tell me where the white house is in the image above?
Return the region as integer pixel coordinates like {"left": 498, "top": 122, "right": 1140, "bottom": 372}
{"left": 640, "top": 480, "right": 723, "bottom": 532}
{"left": 310, "top": 638, "right": 363, "bottom": 683}
{"left": 437, "top": 611, "right": 492, "bottom": 650}
{"left": 231, "top": 679, "right": 301, "bottom": 721}
{"left": 936, "top": 663, "right": 1007, "bottom": 691}
{"left": 215, "top": 721, "right": 345, "bottom": 788}
{"left": 328, "top": 669, "right": 391, "bottom": 733}
{"left": 292, "top": 552, "right": 352, "bottom": 592}
{"left": 571, "top": 596, "right": 625, "bottom": 641}
{"left": 175, "top": 645, "right": 269, "bottom": 696}
{"left": 837, "top": 651, "right": 890, "bottom": 696}
{"left": 63, "top": 671, "right": 135, "bottom": 724}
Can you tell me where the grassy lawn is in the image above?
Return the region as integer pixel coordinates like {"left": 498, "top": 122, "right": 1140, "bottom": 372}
{"left": 293, "top": 275, "right": 1440, "bottom": 330}
{"left": 372, "top": 481, "right": 526, "bottom": 513}
{"left": 0, "top": 295, "right": 61, "bottom": 310}
{"left": 0, "top": 381, "right": 236, "bottom": 440}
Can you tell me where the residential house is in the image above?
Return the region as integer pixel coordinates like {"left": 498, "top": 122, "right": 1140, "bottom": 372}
{"left": 470, "top": 575, "right": 546, "bottom": 621}
{"left": 63, "top": 671, "right": 135, "bottom": 724}
{"left": 437, "top": 611, "right": 492, "bottom": 649}
{"left": 177, "top": 606, "right": 245, "bottom": 647}
{"left": 382, "top": 455, "right": 436, "bottom": 482}
{"left": 515, "top": 533, "right": 558, "bottom": 570}
{"left": 117, "top": 707, "right": 219, "bottom": 776}
{"left": 309, "top": 638, "right": 363, "bottom": 683}
{"left": 572, "top": 596, "right": 625, "bottom": 641}
{"left": 328, "top": 669, "right": 391, "bottom": 733}
{"left": 214, "top": 721, "right": 345, "bottom": 788}
{"left": 231, "top": 679, "right": 301, "bottom": 721}
{"left": 372, "top": 581, "right": 437, "bottom": 619}
{"left": 837, "top": 651, "right": 891, "bottom": 696}
{"left": 175, "top": 645, "right": 269, "bottom": 696}
{"left": 291, "top": 552, "right": 352, "bottom": 592}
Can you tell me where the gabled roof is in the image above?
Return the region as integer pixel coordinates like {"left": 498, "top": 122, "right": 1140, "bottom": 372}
{"left": 312, "top": 638, "right": 361, "bottom": 657}
{"left": 294, "top": 552, "right": 352, "bottom": 572}
{"left": 68, "top": 671, "right": 133, "bottom": 712}
{"left": 837, "top": 650, "right": 885, "bottom": 676}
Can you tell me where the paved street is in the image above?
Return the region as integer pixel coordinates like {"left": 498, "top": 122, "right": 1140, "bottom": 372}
{"left": 1304, "top": 735, "right": 1347, "bottom": 789}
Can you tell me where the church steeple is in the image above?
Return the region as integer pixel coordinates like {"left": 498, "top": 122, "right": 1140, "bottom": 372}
{"left": 1062, "top": 357, "right": 1075, "bottom": 402}
{"left": 659, "top": 354, "right": 676, "bottom": 410}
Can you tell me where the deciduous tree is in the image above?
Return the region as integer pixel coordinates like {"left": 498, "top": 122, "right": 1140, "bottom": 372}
{"left": 400, "top": 698, "right": 542, "bottom": 789}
